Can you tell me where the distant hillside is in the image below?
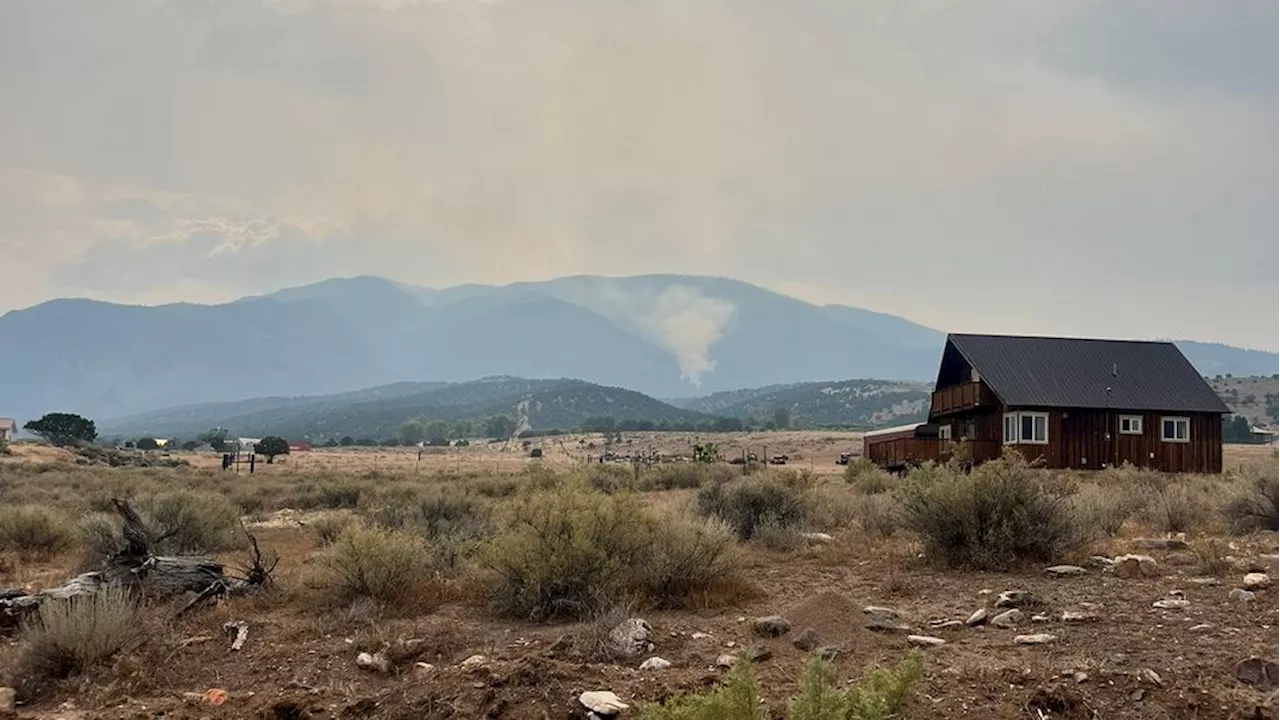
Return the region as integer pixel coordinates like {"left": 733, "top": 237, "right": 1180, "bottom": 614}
{"left": 680, "top": 379, "right": 933, "bottom": 428}
{"left": 3, "top": 274, "right": 1274, "bottom": 426}
{"left": 1210, "top": 375, "right": 1280, "bottom": 428}
{"left": 102, "top": 377, "right": 717, "bottom": 441}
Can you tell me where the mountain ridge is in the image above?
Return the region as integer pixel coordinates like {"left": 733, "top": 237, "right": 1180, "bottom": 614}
{"left": 2, "top": 274, "right": 1274, "bottom": 425}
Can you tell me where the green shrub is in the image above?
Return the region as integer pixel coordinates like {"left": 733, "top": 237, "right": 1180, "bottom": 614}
{"left": 314, "top": 482, "right": 363, "bottom": 509}
{"left": 634, "top": 517, "right": 738, "bottom": 606}
{"left": 639, "top": 660, "right": 763, "bottom": 720}
{"left": 18, "top": 587, "right": 139, "bottom": 687}
{"left": 752, "top": 518, "right": 806, "bottom": 552}
{"left": 141, "top": 491, "right": 244, "bottom": 554}
{"left": 485, "top": 484, "right": 738, "bottom": 620}
{"left": 311, "top": 525, "right": 436, "bottom": 612}
{"left": 485, "top": 485, "right": 654, "bottom": 620}
{"left": 588, "top": 464, "right": 638, "bottom": 494}
{"left": 844, "top": 460, "right": 896, "bottom": 494}
{"left": 310, "top": 511, "right": 360, "bottom": 545}
{"left": 0, "top": 505, "right": 76, "bottom": 557}
{"left": 1138, "top": 481, "right": 1215, "bottom": 534}
{"left": 367, "top": 488, "right": 491, "bottom": 572}
{"left": 1224, "top": 467, "right": 1279, "bottom": 534}
{"left": 789, "top": 653, "right": 922, "bottom": 720}
{"left": 901, "top": 454, "right": 1079, "bottom": 570}
{"left": 1070, "top": 483, "right": 1140, "bottom": 539}
{"left": 697, "top": 478, "right": 812, "bottom": 541}
{"left": 851, "top": 493, "right": 901, "bottom": 538}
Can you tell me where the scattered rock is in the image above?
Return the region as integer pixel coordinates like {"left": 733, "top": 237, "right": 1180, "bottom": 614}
{"left": 752, "top": 615, "right": 792, "bottom": 638}
{"left": 1014, "top": 633, "right": 1057, "bottom": 645}
{"left": 724, "top": 641, "right": 736, "bottom": 648}
{"left": 1142, "top": 669, "right": 1163, "bottom": 686}
{"left": 862, "top": 605, "right": 902, "bottom": 617}
{"left": 1152, "top": 598, "right": 1190, "bottom": 610}
{"left": 814, "top": 646, "right": 842, "bottom": 661}
{"left": 1132, "top": 537, "right": 1189, "bottom": 551}
{"left": 791, "top": 628, "right": 820, "bottom": 651}
{"left": 1045, "top": 565, "right": 1087, "bottom": 577}
{"left": 1229, "top": 588, "right": 1256, "bottom": 603}
{"left": 801, "top": 532, "right": 834, "bottom": 545}
{"left": 965, "top": 608, "right": 989, "bottom": 627}
{"left": 1060, "top": 611, "right": 1100, "bottom": 623}
{"left": 1164, "top": 552, "right": 1198, "bottom": 566}
{"left": 1188, "top": 624, "right": 1213, "bottom": 632}
{"left": 1078, "top": 601, "right": 1102, "bottom": 610}
{"left": 414, "top": 662, "right": 435, "bottom": 673}
{"left": 639, "top": 657, "right": 672, "bottom": 671}
{"left": 1031, "top": 613, "right": 1051, "bottom": 623}
{"left": 0, "top": 687, "right": 13, "bottom": 714}
{"left": 743, "top": 645, "right": 772, "bottom": 663}
{"left": 1235, "top": 658, "right": 1280, "bottom": 689}
{"left": 690, "top": 632, "right": 710, "bottom": 640}
{"left": 460, "top": 654, "right": 488, "bottom": 670}
{"left": 1243, "top": 573, "right": 1272, "bottom": 590}
{"left": 930, "top": 620, "right": 963, "bottom": 630}
{"left": 579, "top": 691, "right": 629, "bottom": 716}
{"left": 977, "top": 588, "right": 993, "bottom": 596}
{"left": 1113, "top": 554, "right": 1159, "bottom": 578}
{"left": 1086, "top": 555, "right": 1115, "bottom": 568}
{"left": 1111, "top": 653, "right": 1130, "bottom": 666}
{"left": 356, "top": 652, "right": 391, "bottom": 673}
{"left": 990, "top": 609, "right": 1024, "bottom": 629}
{"left": 607, "top": 618, "right": 654, "bottom": 657}
{"left": 715, "top": 654, "right": 737, "bottom": 669}
{"left": 907, "top": 635, "right": 946, "bottom": 647}
{"left": 863, "top": 614, "right": 913, "bottom": 634}
{"left": 1073, "top": 672, "right": 1089, "bottom": 684}
{"left": 1129, "top": 689, "right": 1145, "bottom": 702}
{"left": 1188, "top": 577, "right": 1222, "bottom": 586}
{"left": 994, "top": 590, "right": 1039, "bottom": 609}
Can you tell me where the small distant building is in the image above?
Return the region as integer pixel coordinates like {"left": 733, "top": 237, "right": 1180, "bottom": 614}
{"left": 237, "top": 438, "right": 262, "bottom": 453}
{"left": 1250, "top": 426, "right": 1278, "bottom": 445}
{"left": 288, "top": 441, "right": 313, "bottom": 452}
{"left": 0, "top": 418, "right": 15, "bottom": 442}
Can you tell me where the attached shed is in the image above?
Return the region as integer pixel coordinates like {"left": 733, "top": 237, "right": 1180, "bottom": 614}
{"left": 861, "top": 422, "right": 944, "bottom": 471}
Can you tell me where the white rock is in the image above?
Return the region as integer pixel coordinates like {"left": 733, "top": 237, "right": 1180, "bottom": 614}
{"left": 1073, "top": 672, "right": 1089, "bottom": 683}
{"left": 1243, "top": 572, "right": 1271, "bottom": 590}
{"left": 965, "top": 609, "right": 989, "bottom": 626}
{"left": 1188, "top": 624, "right": 1213, "bottom": 632}
{"left": 579, "top": 691, "right": 630, "bottom": 716}
{"left": 691, "top": 632, "right": 710, "bottom": 640}
{"left": 460, "top": 654, "right": 488, "bottom": 669}
{"left": 639, "top": 657, "right": 672, "bottom": 671}
{"left": 990, "top": 609, "right": 1024, "bottom": 629}
{"left": 1229, "top": 588, "right": 1256, "bottom": 602}
{"left": 1061, "top": 611, "right": 1100, "bottom": 623}
{"left": 0, "top": 687, "right": 14, "bottom": 714}
{"left": 1031, "top": 614, "right": 1051, "bottom": 623}
{"left": 1045, "top": 565, "right": 1087, "bottom": 577}
{"left": 356, "top": 652, "right": 391, "bottom": 673}
{"left": 715, "top": 653, "right": 737, "bottom": 668}
{"left": 1014, "top": 633, "right": 1057, "bottom": 645}
{"left": 607, "top": 618, "right": 654, "bottom": 658}
{"left": 907, "top": 635, "right": 946, "bottom": 647}
{"left": 1152, "top": 599, "right": 1190, "bottom": 609}
{"left": 862, "top": 606, "right": 901, "bottom": 617}
{"left": 977, "top": 588, "right": 993, "bottom": 596}
{"left": 802, "top": 532, "right": 835, "bottom": 544}
{"left": 415, "top": 662, "right": 436, "bottom": 672}
{"left": 1142, "top": 668, "right": 1163, "bottom": 686}
{"left": 1112, "top": 554, "right": 1159, "bottom": 578}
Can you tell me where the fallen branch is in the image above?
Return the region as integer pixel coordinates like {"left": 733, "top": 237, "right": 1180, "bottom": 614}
{"left": 223, "top": 620, "right": 249, "bottom": 651}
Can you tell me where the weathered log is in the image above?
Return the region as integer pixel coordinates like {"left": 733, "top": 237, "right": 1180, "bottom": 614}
{"left": 1, "top": 498, "right": 265, "bottom": 629}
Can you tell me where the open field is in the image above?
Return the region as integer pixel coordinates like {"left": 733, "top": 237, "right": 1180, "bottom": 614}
{"left": 0, "top": 438, "right": 1276, "bottom": 719}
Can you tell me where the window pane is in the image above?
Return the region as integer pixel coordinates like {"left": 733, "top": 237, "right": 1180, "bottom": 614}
{"left": 1034, "top": 415, "right": 1046, "bottom": 442}
{"left": 1021, "top": 415, "right": 1034, "bottom": 440}
{"left": 1163, "top": 419, "right": 1174, "bottom": 439}
{"left": 1178, "top": 421, "right": 1188, "bottom": 440}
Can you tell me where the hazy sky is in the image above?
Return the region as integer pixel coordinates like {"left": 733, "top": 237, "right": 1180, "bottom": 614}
{"left": 1, "top": 0, "right": 1276, "bottom": 350}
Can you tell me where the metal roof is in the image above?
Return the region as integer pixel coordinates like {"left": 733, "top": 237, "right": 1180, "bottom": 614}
{"left": 945, "top": 334, "right": 1231, "bottom": 414}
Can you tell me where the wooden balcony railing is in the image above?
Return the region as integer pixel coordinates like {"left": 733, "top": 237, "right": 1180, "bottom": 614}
{"left": 930, "top": 382, "right": 994, "bottom": 417}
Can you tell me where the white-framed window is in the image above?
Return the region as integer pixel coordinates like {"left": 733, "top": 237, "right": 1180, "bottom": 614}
{"left": 1119, "top": 415, "right": 1143, "bottom": 435}
{"left": 1003, "top": 411, "right": 1048, "bottom": 445}
{"left": 938, "top": 424, "right": 952, "bottom": 441}
{"left": 1161, "top": 416, "right": 1190, "bottom": 443}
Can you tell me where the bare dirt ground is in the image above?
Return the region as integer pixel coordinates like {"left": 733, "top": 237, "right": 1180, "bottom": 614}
{"left": 1, "top": 441, "right": 1276, "bottom": 720}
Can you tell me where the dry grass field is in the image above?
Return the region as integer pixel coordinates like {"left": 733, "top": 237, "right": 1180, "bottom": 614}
{"left": 0, "top": 435, "right": 1276, "bottom": 719}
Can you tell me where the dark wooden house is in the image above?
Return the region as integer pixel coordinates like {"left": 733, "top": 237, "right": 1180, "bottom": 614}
{"left": 866, "top": 334, "right": 1230, "bottom": 473}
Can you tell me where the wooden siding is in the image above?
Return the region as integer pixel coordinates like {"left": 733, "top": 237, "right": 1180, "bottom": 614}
{"left": 1004, "top": 408, "right": 1222, "bottom": 473}
{"left": 864, "top": 437, "right": 946, "bottom": 470}
{"left": 930, "top": 381, "right": 998, "bottom": 418}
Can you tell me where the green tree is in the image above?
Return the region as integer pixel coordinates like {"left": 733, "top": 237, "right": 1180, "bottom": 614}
{"left": 199, "top": 428, "right": 230, "bottom": 452}
{"left": 424, "top": 420, "right": 450, "bottom": 444}
{"left": 181, "top": 440, "right": 199, "bottom": 452}
{"left": 135, "top": 437, "right": 160, "bottom": 451}
{"left": 583, "top": 416, "right": 616, "bottom": 433}
{"left": 339, "top": 436, "right": 356, "bottom": 447}
{"left": 256, "top": 436, "right": 290, "bottom": 463}
{"left": 451, "top": 419, "right": 474, "bottom": 439}
{"left": 24, "top": 413, "right": 97, "bottom": 447}
{"left": 398, "top": 418, "right": 427, "bottom": 444}
{"left": 486, "top": 415, "right": 517, "bottom": 439}
{"left": 773, "top": 407, "right": 792, "bottom": 430}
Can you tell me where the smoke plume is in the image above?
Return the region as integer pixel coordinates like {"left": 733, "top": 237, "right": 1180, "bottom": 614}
{"left": 645, "top": 286, "right": 735, "bottom": 387}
